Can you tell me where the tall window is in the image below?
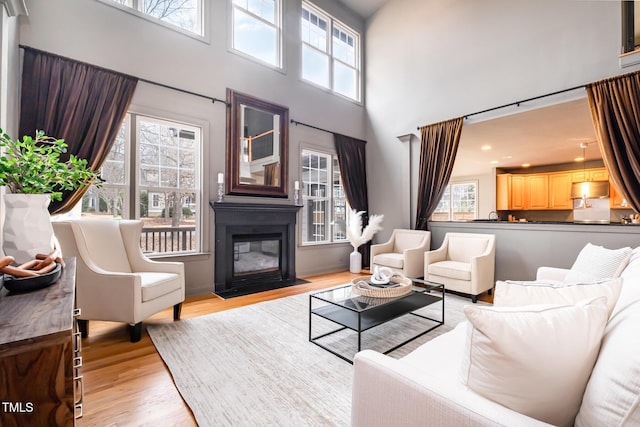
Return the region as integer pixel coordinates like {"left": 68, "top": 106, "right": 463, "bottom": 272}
{"left": 103, "top": 0, "right": 203, "bottom": 35}
{"left": 431, "top": 182, "right": 478, "bottom": 221}
{"left": 81, "top": 114, "right": 202, "bottom": 255}
{"left": 301, "top": 2, "right": 360, "bottom": 101}
{"left": 622, "top": 1, "right": 640, "bottom": 53}
{"left": 231, "top": 0, "right": 282, "bottom": 68}
{"left": 301, "top": 149, "right": 348, "bottom": 244}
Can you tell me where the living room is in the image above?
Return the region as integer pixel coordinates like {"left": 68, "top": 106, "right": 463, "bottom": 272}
{"left": 1, "top": 0, "right": 640, "bottom": 425}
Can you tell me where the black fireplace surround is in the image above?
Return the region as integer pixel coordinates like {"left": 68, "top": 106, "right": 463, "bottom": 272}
{"left": 211, "top": 202, "right": 302, "bottom": 297}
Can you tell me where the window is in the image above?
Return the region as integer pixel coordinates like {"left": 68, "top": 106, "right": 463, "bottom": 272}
{"left": 81, "top": 114, "right": 202, "bottom": 255}
{"left": 103, "top": 0, "right": 203, "bottom": 36}
{"left": 431, "top": 182, "right": 478, "bottom": 221}
{"left": 231, "top": 0, "right": 282, "bottom": 68}
{"left": 300, "top": 149, "right": 349, "bottom": 244}
{"left": 622, "top": 1, "right": 640, "bottom": 53}
{"left": 301, "top": 2, "right": 360, "bottom": 101}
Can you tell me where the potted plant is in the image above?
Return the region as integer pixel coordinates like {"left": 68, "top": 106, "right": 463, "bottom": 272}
{"left": 0, "top": 128, "right": 100, "bottom": 264}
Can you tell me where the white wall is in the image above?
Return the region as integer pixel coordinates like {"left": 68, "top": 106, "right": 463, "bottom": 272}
{"left": 16, "top": 0, "right": 366, "bottom": 294}
{"left": 365, "top": 0, "right": 640, "bottom": 242}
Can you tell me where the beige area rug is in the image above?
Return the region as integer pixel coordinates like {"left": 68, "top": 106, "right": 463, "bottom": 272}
{"left": 147, "top": 290, "right": 488, "bottom": 427}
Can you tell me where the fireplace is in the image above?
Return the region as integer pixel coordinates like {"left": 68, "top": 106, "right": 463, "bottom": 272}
{"left": 211, "top": 202, "right": 302, "bottom": 297}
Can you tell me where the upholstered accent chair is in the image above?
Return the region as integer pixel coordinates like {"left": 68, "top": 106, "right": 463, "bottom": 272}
{"left": 53, "top": 219, "right": 185, "bottom": 342}
{"left": 370, "top": 229, "right": 431, "bottom": 278}
{"left": 424, "top": 233, "right": 495, "bottom": 302}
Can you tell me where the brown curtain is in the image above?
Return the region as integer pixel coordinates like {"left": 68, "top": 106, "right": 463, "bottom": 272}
{"left": 586, "top": 71, "right": 640, "bottom": 212}
{"left": 334, "top": 134, "right": 371, "bottom": 267}
{"left": 264, "top": 162, "right": 278, "bottom": 186}
{"left": 415, "top": 117, "right": 464, "bottom": 230}
{"left": 19, "top": 47, "right": 138, "bottom": 214}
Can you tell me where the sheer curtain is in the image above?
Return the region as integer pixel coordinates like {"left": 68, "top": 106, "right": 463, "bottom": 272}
{"left": 415, "top": 117, "right": 464, "bottom": 230}
{"left": 586, "top": 71, "right": 640, "bottom": 212}
{"left": 334, "top": 134, "right": 371, "bottom": 267}
{"left": 19, "top": 47, "right": 138, "bottom": 214}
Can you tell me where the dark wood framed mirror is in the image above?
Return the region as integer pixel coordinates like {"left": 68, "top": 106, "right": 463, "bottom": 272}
{"left": 226, "top": 89, "right": 289, "bottom": 198}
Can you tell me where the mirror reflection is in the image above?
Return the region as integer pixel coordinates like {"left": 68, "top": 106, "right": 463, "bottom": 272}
{"left": 240, "top": 105, "right": 280, "bottom": 187}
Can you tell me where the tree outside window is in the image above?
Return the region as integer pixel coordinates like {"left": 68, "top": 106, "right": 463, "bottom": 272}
{"left": 105, "top": 0, "right": 203, "bottom": 35}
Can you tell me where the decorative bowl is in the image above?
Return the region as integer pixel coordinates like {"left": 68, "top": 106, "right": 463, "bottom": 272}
{"left": 3, "top": 263, "right": 63, "bottom": 293}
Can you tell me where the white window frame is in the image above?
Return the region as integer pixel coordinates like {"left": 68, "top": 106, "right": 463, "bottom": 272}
{"left": 300, "top": 148, "right": 349, "bottom": 246}
{"left": 431, "top": 181, "right": 478, "bottom": 221}
{"left": 301, "top": 1, "right": 361, "bottom": 102}
{"left": 80, "top": 112, "right": 203, "bottom": 256}
{"left": 230, "top": 0, "right": 283, "bottom": 69}
{"left": 97, "top": 0, "right": 206, "bottom": 40}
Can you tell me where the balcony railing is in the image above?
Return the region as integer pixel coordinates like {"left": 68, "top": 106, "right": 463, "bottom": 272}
{"left": 140, "top": 226, "right": 196, "bottom": 253}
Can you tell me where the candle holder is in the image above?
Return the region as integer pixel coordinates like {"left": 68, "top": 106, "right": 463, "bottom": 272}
{"left": 217, "top": 182, "right": 224, "bottom": 202}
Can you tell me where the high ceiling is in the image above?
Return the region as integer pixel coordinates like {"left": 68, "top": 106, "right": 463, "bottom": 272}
{"left": 452, "top": 97, "right": 600, "bottom": 177}
{"left": 337, "top": 0, "right": 390, "bottom": 19}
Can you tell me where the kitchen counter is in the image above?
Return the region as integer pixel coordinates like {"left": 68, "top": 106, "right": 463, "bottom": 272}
{"left": 427, "top": 221, "right": 640, "bottom": 282}
{"left": 466, "top": 219, "right": 637, "bottom": 226}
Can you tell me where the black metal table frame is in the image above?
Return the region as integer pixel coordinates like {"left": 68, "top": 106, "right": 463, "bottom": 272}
{"left": 308, "top": 280, "right": 445, "bottom": 364}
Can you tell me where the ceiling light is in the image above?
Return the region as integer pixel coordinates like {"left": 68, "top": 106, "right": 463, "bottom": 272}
{"left": 490, "top": 160, "right": 499, "bottom": 164}
{"left": 575, "top": 156, "right": 585, "bottom": 162}
{"left": 522, "top": 163, "right": 530, "bottom": 167}
{"left": 481, "top": 145, "right": 491, "bottom": 151}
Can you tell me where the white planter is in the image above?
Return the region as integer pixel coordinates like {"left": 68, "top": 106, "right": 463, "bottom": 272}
{"left": 350, "top": 248, "right": 362, "bottom": 274}
{"left": 2, "top": 194, "right": 55, "bottom": 264}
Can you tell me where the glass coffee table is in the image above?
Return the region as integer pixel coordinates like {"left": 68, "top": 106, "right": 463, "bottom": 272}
{"left": 309, "top": 279, "right": 444, "bottom": 363}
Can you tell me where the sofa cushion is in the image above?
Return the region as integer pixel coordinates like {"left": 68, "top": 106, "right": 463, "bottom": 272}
{"left": 448, "top": 236, "right": 489, "bottom": 262}
{"left": 372, "top": 253, "right": 404, "bottom": 269}
{"left": 460, "top": 297, "right": 608, "bottom": 427}
{"left": 493, "top": 278, "right": 622, "bottom": 319}
{"left": 428, "top": 260, "right": 471, "bottom": 281}
{"left": 564, "top": 243, "right": 632, "bottom": 282}
{"left": 140, "top": 272, "right": 182, "bottom": 302}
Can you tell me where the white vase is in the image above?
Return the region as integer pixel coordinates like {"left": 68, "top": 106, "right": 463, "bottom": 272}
{"left": 349, "top": 248, "right": 362, "bottom": 274}
{"left": 2, "top": 193, "right": 55, "bottom": 264}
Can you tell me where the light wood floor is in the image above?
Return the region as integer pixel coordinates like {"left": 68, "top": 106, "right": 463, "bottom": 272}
{"left": 78, "top": 270, "right": 492, "bottom": 426}
{"left": 78, "top": 270, "right": 357, "bottom": 427}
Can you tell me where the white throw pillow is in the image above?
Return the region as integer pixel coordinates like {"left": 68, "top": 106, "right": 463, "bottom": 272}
{"left": 564, "top": 243, "right": 632, "bottom": 282}
{"left": 460, "top": 297, "right": 608, "bottom": 427}
{"left": 494, "top": 278, "right": 622, "bottom": 319}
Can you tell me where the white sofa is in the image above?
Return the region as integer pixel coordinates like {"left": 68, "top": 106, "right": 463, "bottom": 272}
{"left": 352, "top": 245, "right": 640, "bottom": 427}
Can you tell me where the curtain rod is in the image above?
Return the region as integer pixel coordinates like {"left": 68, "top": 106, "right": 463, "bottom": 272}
{"left": 19, "top": 45, "right": 228, "bottom": 106}
{"left": 416, "top": 83, "right": 586, "bottom": 130}
{"left": 290, "top": 119, "right": 365, "bottom": 142}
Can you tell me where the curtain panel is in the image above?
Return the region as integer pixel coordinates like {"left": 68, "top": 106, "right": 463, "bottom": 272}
{"left": 415, "top": 117, "right": 464, "bottom": 231}
{"left": 19, "top": 47, "right": 138, "bottom": 214}
{"left": 334, "top": 134, "right": 372, "bottom": 267}
{"left": 586, "top": 71, "right": 640, "bottom": 212}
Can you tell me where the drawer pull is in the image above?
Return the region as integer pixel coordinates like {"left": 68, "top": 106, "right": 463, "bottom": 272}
{"left": 73, "top": 331, "right": 82, "bottom": 353}
{"left": 74, "top": 403, "right": 83, "bottom": 419}
{"left": 73, "top": 308, "right": 81, "bottom": 317}
{"left": 73, "top": 356, "right": 83, "bottom": 369}
{"left": 74, "top": 375, "right": 84, "bottom": 405}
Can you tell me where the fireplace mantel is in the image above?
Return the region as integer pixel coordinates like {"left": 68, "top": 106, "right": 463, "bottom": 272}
{"left": 210, "top": 202, "right": 302, "bottom": 296}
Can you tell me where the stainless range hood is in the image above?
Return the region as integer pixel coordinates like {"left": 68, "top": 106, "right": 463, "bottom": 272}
{"left": 570, "top": 181, "right": 610, "bottom": 199}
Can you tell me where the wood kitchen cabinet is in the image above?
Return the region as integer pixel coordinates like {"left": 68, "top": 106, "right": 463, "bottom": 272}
{"left": 572, "top": 168, "right": 609, "bottom": 182}
{"left": 0, "top": 259, "right": 81, "bottom": 427}
{"left": 548, "top": 172, "right": 573, "bottom": 209}
{"left": 497, "top": 174, "right": 526, "bottom": 210}
{"left": 526, "top": 174, "right": 549, "bottom": 209}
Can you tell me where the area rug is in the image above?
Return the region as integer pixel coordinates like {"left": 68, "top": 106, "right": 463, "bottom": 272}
{"left": 148, "top": 291, "right": 487, "bottom": 427}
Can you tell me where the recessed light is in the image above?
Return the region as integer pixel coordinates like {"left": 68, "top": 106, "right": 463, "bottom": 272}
{"left": 490, "top": 160, "right": 499, "bottom": 164}
{"left": 502, "top": 155, "right": 513, "bottom": 160}
{"left": 481, "top": 145, "right": 491, "bottom": 151}
{"left": 522, "top": 163, "right": 530, "bottom": 167}
{"left": 575, "top": 156, "right": 585, "bottom": 162}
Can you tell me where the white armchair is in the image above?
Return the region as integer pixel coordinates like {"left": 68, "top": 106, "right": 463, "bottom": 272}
{"left": 53, "top": 219, "right": 185, "bottom": 342}
{"left": 370, "top": 229, "right": 431, "bottom": 278}
{"left": 424, "top": 232, "right": 495, "bottom": 303}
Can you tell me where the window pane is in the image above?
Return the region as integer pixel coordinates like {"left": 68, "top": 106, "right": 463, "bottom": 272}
{"left": 233, "top": 8, "right": 278, "bottom": 66}
{"left": 332, "top": 27, "right": 355, "bottom": 65}
{"left": 333, "top": 61, "right": 357, "bottom": 99}
{"left": 139, "top": 190, "right": 197, "bottom": 254}
{"left": 81, "top": 186, "right": 127, "bottom": 219}
{"left": 142, "top": 0, "right": 200, "bottom": 33}
{"left": 302, "top": 45, "right": 330, "bottom": 88}
{"left": 332, "top": 158, "right": 347, "bottom": 241}
{"left": 301, "top": 8, "right": 327, "bottom": 51}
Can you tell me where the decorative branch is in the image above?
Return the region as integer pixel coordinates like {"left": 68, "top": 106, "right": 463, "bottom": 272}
{"left": 346, "top": 209, "right": 384, "bottom": 249}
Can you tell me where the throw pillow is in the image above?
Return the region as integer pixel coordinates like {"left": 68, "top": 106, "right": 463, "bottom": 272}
{"left": 564, "top": 243, "right": 632, "bottom": 282}
{"left": 493, "top": 278, "right": 622, "bottom": 319}
{"left": 460, "top": 297, "right": 608, "bottom": 427}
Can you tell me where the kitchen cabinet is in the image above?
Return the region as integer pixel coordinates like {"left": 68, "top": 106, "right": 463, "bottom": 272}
{"left": 572, "top": 168, "right": 609, "bottom": 183}
{"left": 610, "top": 183, "right": 629, "bottom": 209}
{"left": 526, "top": 174, "right": 549, "bottom": 209}
{"left": 0, "top": 259, "right": 81, "bottom": 426}
{"left": 496, "top": 174, "right": 526, "bottom": 210}
{"left": 548, "top": 173, "right": 573, "bottom": 209}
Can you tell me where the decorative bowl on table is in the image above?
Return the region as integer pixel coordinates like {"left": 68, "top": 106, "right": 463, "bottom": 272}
{"left": 3, "top": 263, "right": 63, "bottom": 293}
{"left": 351, "top": 274, "right": 413, "bottom": 298}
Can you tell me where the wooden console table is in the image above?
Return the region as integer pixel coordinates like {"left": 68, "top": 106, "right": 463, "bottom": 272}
{"left": 0, "top": 258, "right": 81, "bottom": 426}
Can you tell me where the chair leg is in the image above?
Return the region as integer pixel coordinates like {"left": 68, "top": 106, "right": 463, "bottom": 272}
{"left": 78, "top": 319, "right": 89, "bottom": 338}
{"left": 128, "top": 322, "right": 142, "bottom": 342}
{"left": 173, "top": 303, "right": 183, "bottom": 321}
{"left": 488, "top": 288, "right": 493, "bottom": 296}
{"left": 471, "top": 295, "right": 478, "bottom": 303}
